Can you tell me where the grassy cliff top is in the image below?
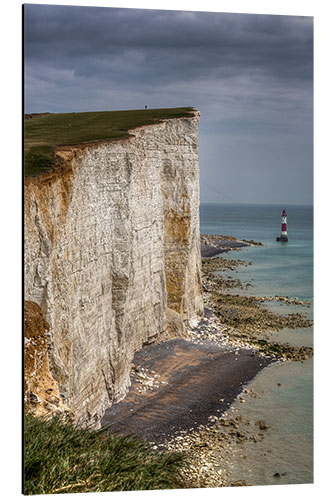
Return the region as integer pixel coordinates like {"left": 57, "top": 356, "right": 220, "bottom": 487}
{"left": 24, "top": 107, "right": 197, "bottom": 177}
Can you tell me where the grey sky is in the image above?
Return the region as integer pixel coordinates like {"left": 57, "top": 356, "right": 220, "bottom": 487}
{"left": 24, "top": 4, "right": 313, "bottom": 205}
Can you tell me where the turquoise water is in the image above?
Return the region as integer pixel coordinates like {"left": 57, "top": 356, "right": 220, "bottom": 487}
{"left": 200, "top": 203, "right": 313, "bottom": 485}
{"left": 200, "top": 203, "right": 313, "bottom": 303}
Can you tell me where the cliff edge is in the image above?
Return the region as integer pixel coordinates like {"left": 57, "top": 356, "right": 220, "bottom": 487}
{"left": 24, "top": 108, "right": 203, "bottom": 426}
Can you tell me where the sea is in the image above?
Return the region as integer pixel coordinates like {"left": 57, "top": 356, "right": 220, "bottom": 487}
{"left": 200, "top": 203, "right": 313, "bottom": 486}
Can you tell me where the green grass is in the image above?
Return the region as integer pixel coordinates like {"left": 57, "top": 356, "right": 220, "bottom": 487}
{"left": 24, "top": 413, "right": 189, "bottom": 494}
{"left": 24, "top": 144, "right": 55, "bottom": 177}
{"left": 24, "top": 107, "right": 196, "bottom": 177}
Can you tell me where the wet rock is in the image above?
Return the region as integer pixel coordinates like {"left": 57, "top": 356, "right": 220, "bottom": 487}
{"left": 201, "top": 261, "right": 313, "bottom": 354}
{"left": 255, "top": 420, "right": 269, "bottom": 430}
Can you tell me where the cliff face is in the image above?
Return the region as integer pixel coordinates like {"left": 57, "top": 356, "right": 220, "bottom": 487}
{"left": 24, "top": 301, "right": 71, "bottom": 419}
{"left": 24, "top": 111, "right": 203, "bottom": 426}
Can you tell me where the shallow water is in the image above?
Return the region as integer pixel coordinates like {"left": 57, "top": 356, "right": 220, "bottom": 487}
{"left": 222, "top": 359, "right": 313, "bottom": 486}
{"left": 200, "top": 203, "right": 313, "bottom": 486}
{"left": 220, "top": 241, "right": 313, "bottom": 305}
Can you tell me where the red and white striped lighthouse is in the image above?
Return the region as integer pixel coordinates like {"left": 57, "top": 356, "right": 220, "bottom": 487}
{"left": 276, "top": 209, "right": 288, "bottom": 242}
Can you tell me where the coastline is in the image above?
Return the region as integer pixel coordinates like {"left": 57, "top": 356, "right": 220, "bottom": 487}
{"left": 201, "top": 234, "right": 250, "bottom": 257}
{"left": 102, "top": 234, "right": 313, "bottom": 487}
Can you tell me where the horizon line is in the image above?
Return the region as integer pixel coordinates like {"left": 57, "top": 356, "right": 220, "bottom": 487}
{"left": 200, "top": 201, "right": 313, "bottom": 207}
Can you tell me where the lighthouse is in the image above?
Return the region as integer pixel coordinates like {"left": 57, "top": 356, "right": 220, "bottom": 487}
{"left": 276, "top": 209, "right": 288, "bottom": 242}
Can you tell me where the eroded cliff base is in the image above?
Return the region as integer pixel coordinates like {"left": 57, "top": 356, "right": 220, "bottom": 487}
{"left": 24, "top": 301, "right": 71, "bottom": 419}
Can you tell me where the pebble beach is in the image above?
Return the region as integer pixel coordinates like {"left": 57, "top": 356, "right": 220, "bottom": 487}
{"left": 102, "top": 233, "right": 313, "bottom": 487}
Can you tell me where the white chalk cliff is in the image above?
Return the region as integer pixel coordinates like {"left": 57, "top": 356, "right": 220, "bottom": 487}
{"left": 24, "top": 110, "right": 203, "bottom": 426}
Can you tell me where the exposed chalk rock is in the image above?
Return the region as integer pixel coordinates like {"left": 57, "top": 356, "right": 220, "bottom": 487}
{"left": 24, "top": 301, "right": 70, "bottom": 419}
{"left": 24, "top": 111, "right": 203, "bottom": 426}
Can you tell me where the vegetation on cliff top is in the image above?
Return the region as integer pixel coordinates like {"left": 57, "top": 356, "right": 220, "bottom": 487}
{"left": 24, "top": 413, "right": 189, "bottom": 494}
{"left": 24, "top": 107, "right": 196, "bottom": 177}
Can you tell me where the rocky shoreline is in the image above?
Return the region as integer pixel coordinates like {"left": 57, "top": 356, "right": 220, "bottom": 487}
{"left": 201, "top": 256, "right": 313, "bottom": 361}
{"left": 200, "top": 234, "right": 262, "bottom": 257}
{"left": 167, "top": 236, "right": 313, "bottom": 486}
{"left": 166, "top": 390, "right": 270, "bottom": 488}
{"left": 102, "top": 334, "right": 274, "bottom": 488}
{"left": 103, "top": 234, "right": 313, "bottom": 488}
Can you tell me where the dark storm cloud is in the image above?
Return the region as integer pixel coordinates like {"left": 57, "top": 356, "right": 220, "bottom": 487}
{"left": 24, "top": 5, "right": 312, "bottom": 87}
{"left": 24, "top": 4, "right": 313, "bottom": 205}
